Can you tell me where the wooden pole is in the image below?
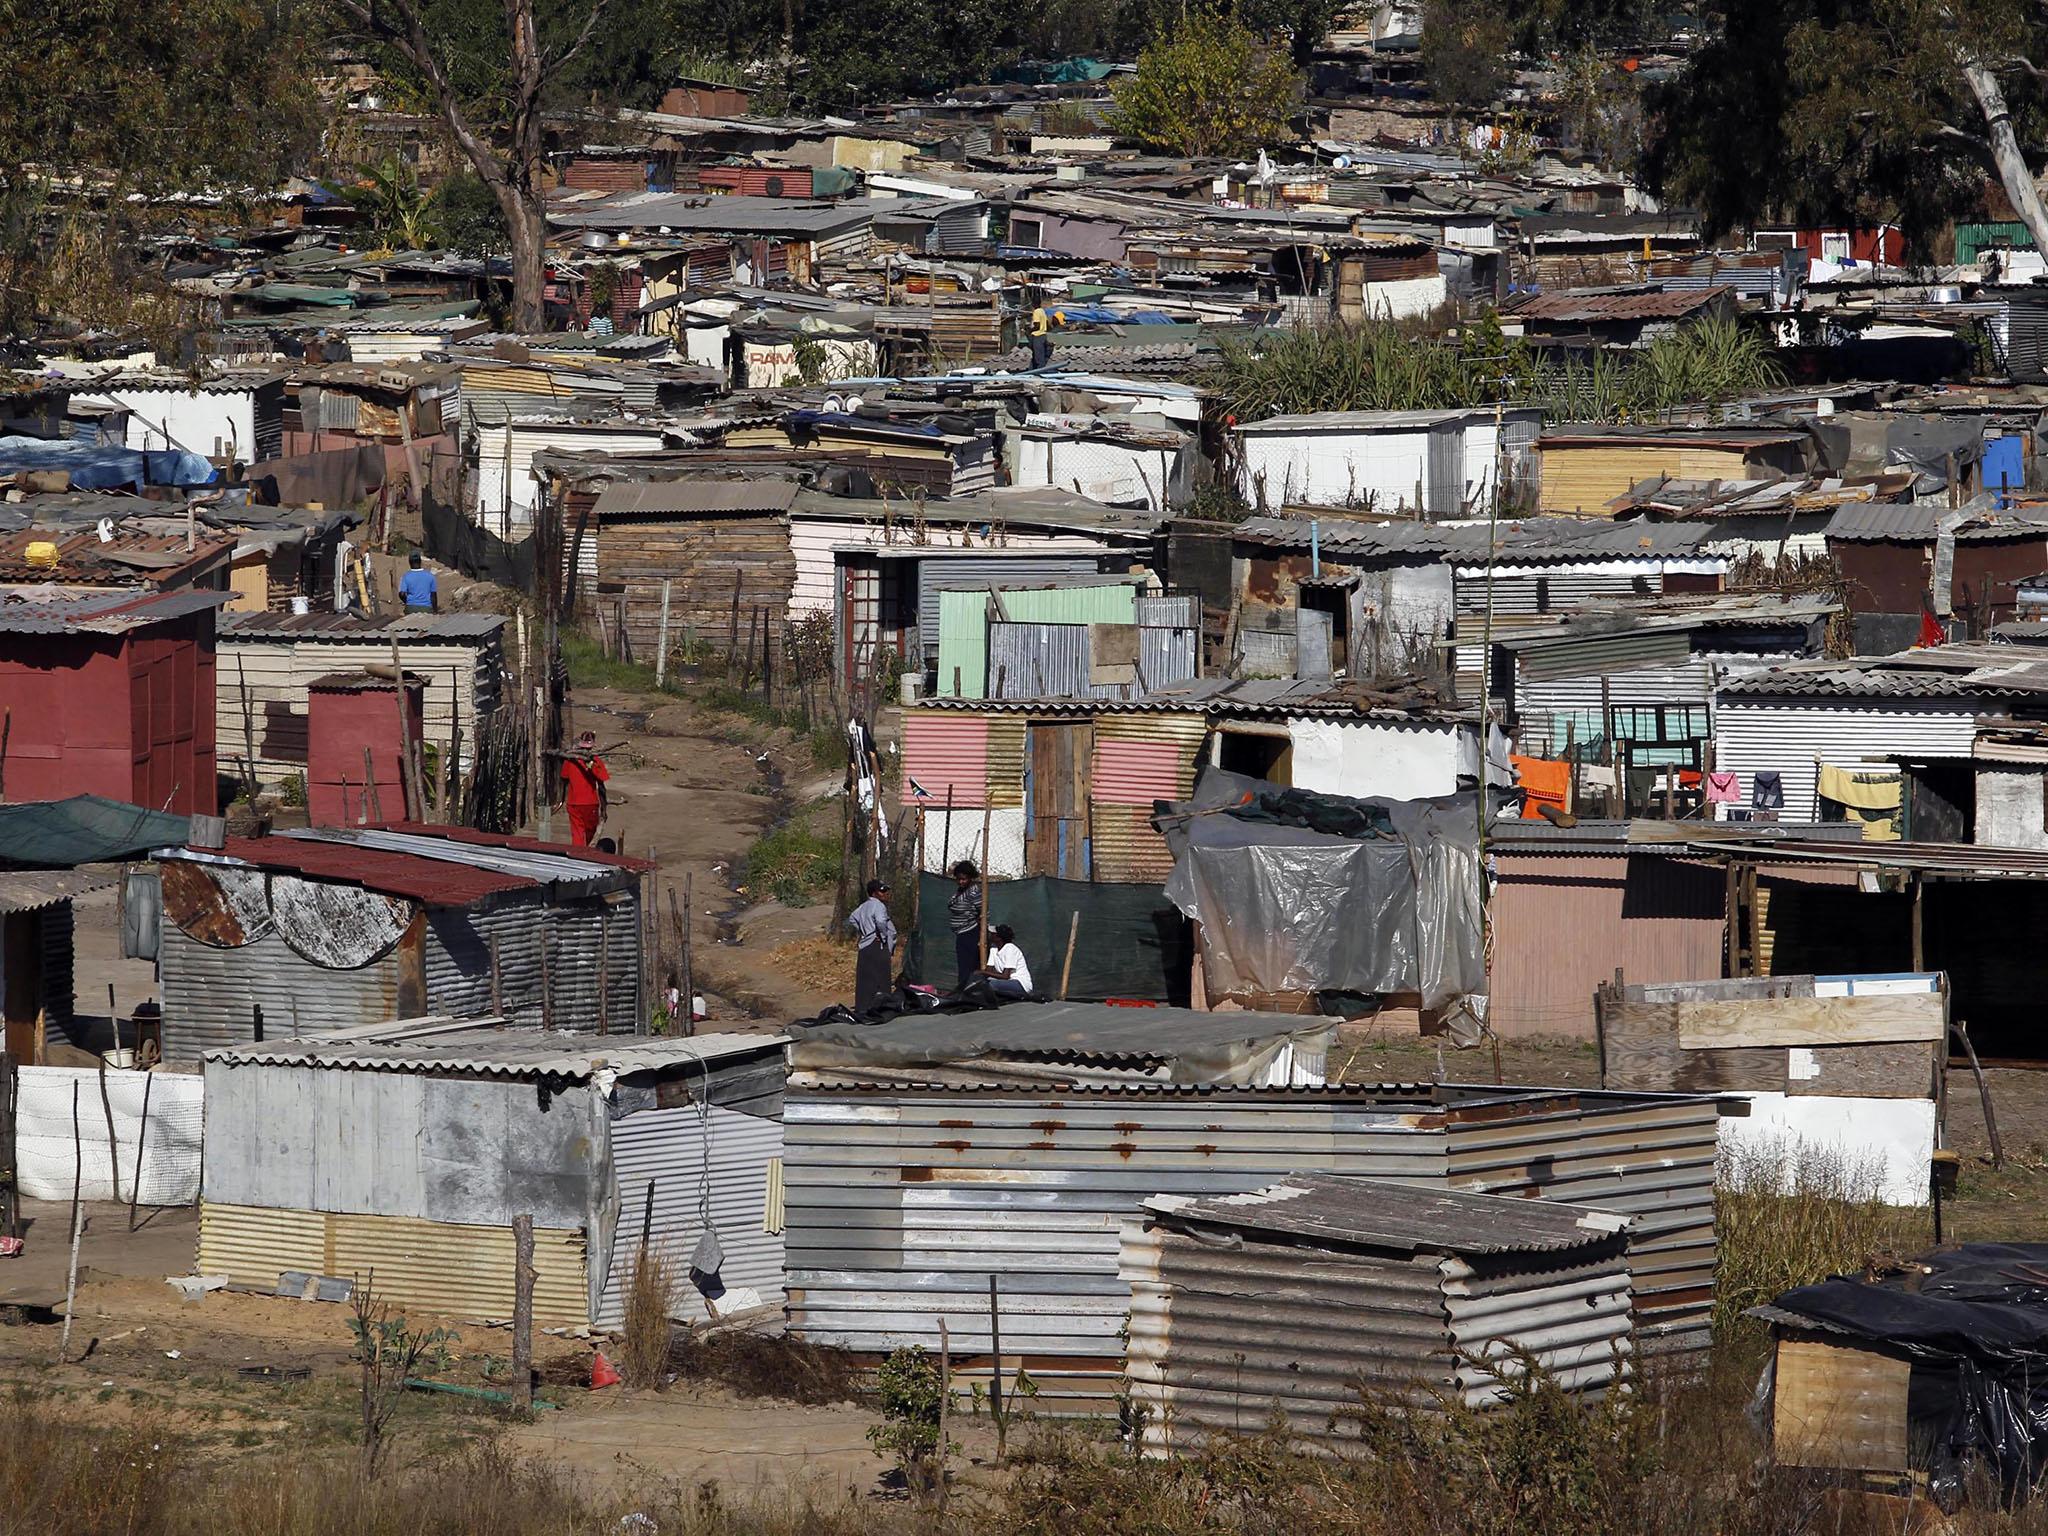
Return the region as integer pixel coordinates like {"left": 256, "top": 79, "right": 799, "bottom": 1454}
{"left": 511, "top": 1214, "right": 535, "bottom": 1413}
{"left": 363, "top": 747, "right": 383, "bottom": 825}
{"left": 978, "top": 809, "right": 992, "bottom": 968}
{"left": 57, "top": 1082, "right": 82, "bottom": 1362}
{"left": 540, "top": 932, "right": 554, "bottom": 1032}
{"left": 935, "top": 1317, "right": 951, "bottom": 1512}
{"left": 988, "top": 1272, "right": 1006, "bottom": 1460}
{"left": 391, "top": 640, "right": 423, "bottom": 822}
{"left": 1058, "top": 910, "right": 1080, "bottom": 1000}
{"left": 489, "top": 933, "right": 503, "bottom": 1017}
{"left": 0, "top": 1052, "right": 16, "bottom": 1240}
{"left": 597, "top": 910, "right": 611, "bottom": 1036}
{"left": 1912, "top": 875, "right": 1926, "bottom": 971}
{"left": 655, "top": 578, "right": 673, "bottom": 689}
{"left": 127, "top": 1066, "right": 152, "bottom": 1232}
{"left": 1954, "top": 1021, "right": 2005, "bottom": 1170}
{"left": 96, "top": 1052, "right": 121, "bottom": 1207}
{"left": 681, "top": 876, "right": 695, "bottom": 1035}
{"left": 236, "top": 656, "right": 258, "bottom": 803}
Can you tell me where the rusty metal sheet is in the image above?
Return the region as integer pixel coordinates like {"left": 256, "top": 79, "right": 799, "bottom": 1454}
{"left": 270, "top": 874, "right": 416, "bottom": 970}
{"left": 160, "top": 859, "right": 273, "bottom": 948}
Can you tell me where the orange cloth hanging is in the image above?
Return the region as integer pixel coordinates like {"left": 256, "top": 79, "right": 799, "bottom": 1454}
{"left": 1512, "top": 755, "right": 1571, "bottom": 820}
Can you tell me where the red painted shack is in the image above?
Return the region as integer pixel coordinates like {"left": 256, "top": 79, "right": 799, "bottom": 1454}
{"left": 306, "top": 671, "right": 424, "bottom": 826}
{"left": 1756, "top": 225, "right": 1906, "bottom": 266}
{"left": 0, "top": 590, "right": 224, "bottom": 815}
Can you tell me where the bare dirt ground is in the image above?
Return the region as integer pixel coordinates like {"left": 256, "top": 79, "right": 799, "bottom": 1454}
{"left": 558, "top": 675, "right": 854, "bottom": 1028}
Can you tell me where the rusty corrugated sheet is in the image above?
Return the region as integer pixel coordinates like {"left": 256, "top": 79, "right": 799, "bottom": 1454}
{"left": 900, "top": 712, "right": 989, "bottom": 808}
{"left": 198, "top": 1202, "right": 590, "bottom": 1326}
{"left": 985, "top": 715, "right": 1026, "bottom": 807}
{"left": 1096, "top": 712, "right": 1205, "bottom": 796}
{"left": 1092, "top": 739, "right": 1184, "bottom": 807}
{"left": 1089, "top": 803, "right": 1173, "bottom": 883}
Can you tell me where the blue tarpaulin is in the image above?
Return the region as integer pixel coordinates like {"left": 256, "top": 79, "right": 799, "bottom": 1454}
{"left": 0, "top": 435, "right": 217, "bottom": 492}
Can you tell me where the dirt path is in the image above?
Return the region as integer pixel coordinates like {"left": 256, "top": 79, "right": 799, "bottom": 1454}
{"left": 559, "top": 681, "right": 849, "bottom": 1028}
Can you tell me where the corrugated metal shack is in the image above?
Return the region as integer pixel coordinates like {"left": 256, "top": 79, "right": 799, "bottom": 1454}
{"left": 153, "top": 826, "right": 650, "bottom": 1058}
{"left": 783, "top": 1080, "right": 1721, "bottom": 1410}
{"left": 1123, "top": 1177, "right": 1634, "bottom": 1452}
{"left": 217, "top": 610, "right": 505, "bottom": 788}
{"left": 198, "top": 1020, "right": 787, "bottom": 1329}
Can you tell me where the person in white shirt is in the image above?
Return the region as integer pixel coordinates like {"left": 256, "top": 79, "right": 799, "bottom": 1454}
{"left": 981, "top": 924, "right": 1033, "bottom": 999}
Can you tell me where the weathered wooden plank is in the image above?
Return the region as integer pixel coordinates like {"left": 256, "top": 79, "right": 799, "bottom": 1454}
{"left": 1785, "top": 1042, "right": 1939, "bottom": 1100}
{"left": 1771, "top": 1335, "right": 1910, "bottom": 1473}
{"left": 1675, "top": 992, "right": 1944, "bottom": 1050}
{"left": 1600, "top": 1001, "right": 1788, "bottom": 1093}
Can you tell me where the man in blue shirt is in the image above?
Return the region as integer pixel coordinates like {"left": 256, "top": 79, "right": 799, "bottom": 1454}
{"left": 399, "top": 552, "right": 438, "bottom": 612}
{"left": 847, "top": 878, "right": 898, "bottom": 1011}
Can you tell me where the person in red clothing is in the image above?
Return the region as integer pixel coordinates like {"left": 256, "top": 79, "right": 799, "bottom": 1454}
{"left": 560, "top": 730, "right": 610, "bottom": 846}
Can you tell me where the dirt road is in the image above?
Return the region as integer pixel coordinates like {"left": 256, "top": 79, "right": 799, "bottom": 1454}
{"left": 559, "top": 677, "right": 853, "bottom": 1029}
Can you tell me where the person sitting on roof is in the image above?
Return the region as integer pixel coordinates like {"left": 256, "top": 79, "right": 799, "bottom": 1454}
{"left": 976, "top": 924, "right": 1033, "bottom": 999}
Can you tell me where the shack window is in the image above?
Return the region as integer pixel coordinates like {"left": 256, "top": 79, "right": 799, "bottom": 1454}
{"left": 1216, "top": 727, "right": 1292, "bottom": 787}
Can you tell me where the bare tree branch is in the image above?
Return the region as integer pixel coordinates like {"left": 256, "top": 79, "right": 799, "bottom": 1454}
{"left": 549, "top": 0, "right": 613, "bottom": 73}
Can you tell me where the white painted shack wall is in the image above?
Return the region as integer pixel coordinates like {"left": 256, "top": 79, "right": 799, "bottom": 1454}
{"left": 104, "top": 387, "right": 257, "bottom": 459}
{"left": 15, "top": 1065, "right": 204, "bottom": 1203}
{"left": 1976, "top": 765, "right": 2048, "bottom": 848}
{"left": 1287, "top": 718, "right": 1468, "bottom": 800}
{"left": 788, "top": 520, "right": 1113, "bottom": 616}
{"left": 1712, "top": 698, "right": 1981, "bottom": 821}
{"left": 1015, "top": 436, "right": 1187, "bottom": 514}
{"left": 475, "top": 421, "right": 667, "bottom": 532}
{"left": 1236, "top": 427, "right": 1433, "bottom": 512}
{"left": 1721, "top": 1093, "right": 1936, "bottom": 1207}
{"left": 1362, "top": 274, "right": 1449, "bottom": 320}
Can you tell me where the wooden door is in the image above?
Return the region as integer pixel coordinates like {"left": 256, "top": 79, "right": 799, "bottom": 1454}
{"left": 3, "top": 913, "right": 41, "bottom": 1062}
{"left": 1027, "top": 722, "right": 1094, "bottom": 879}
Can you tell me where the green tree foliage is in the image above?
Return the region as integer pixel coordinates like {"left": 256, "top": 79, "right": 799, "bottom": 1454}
{"left": 346, "top": 158, "right": 436, "bottom": 250}
{"left": 1110, "top": 14, "right": 1303, "bottom": 158}
{"left": 1421, "top": 0, "right": 1515, "bottom": 112}
{"left": 0, "top": 0, "right": 320, "bottom": 333}
{"left": 333, "top": 0, "right": 678, "bottom": 329}
{"left": 1220, "top": 314, "right": 1786, "bottom": 424}
{"left": 1644, "top": 0, "right": 2048, "bottom": 257}
{"left": 424, "top": 171, "right": 510, "bottom": 259}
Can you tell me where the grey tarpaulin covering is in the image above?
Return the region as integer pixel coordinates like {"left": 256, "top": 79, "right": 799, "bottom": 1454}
{"left": 1157, "top": 770, "right": 1484, "bottom": 1007}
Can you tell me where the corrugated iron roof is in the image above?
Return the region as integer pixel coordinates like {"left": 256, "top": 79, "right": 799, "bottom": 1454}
{"left": 0, "top": 587, "right": 229, "bottom": 635}
{"left": 1505, "top": 286, "right": 1734, "bottom": 323}
{"left": 790, "top": 1001, "right": 1329, "bottom": 1072}
{"left": 1718, "top": 654, "right": 2048, "bottom": 699}
{"left": 0, "top": 868, "right": 113, "bottom": 912}
{"left": 1826, "top": 501, "right": 2048, "bottom": 542}
{"left": 279, "top": 825, "right": 653, "bottom": 882}
{"left": 590, "top": 479, "right": 800, "bottom": 517}
{"left": 907, "top": 673, "right": 1469, "bottom": 721}
{"left": 206, "top": 1017, "right": 785, "bottom": 1080}
{"left": 1233, "top": 514, "right": 1717, "bottom": 561}
{"left": 168, "top": 836, "right": 532, "bottom": 906}
{"left": 0, "top": 527, "right": 235, "bottom": 589}
{"left": 221, "top": 610, "right": 508, "bottom": 642}
{"left": 1144, "top": 1175, "right": 1630, "bottom": 1255}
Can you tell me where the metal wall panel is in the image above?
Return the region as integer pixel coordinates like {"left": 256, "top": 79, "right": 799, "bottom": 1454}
{"left": 160, "top": 922, "right": 400, "bottom": 1060}
{"left": 1125, "top": 1229, "right": 1631, "bottom": 1450}
{"left": 916, "top": 557, "right": 1109, "bottom": 654}
{"left": 426, "top": 889, "right": 641, "bottom": 1034}
{"left": 899, "top": 712, "right": 991, "bottom": 808}
{"left": 197, "top": 1202, "right": 591, "bottom": 1326}
{"left": 594, "top": 1103, "right": 786, "bottom": 1328}
{"left": 1713, "top": 698, "right": 1979, "bottom": 821}
{"left": 785, "top": 1085, "right": 1717, "bottom": 1408}
{"left": 1446, "top": 1097, "right": 1720, "bottom": 1355}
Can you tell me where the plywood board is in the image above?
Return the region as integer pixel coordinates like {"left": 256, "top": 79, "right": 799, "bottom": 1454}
{"left": 1676, "top": 991, "right": 1944, "bottom": 1050}
{"left": 1772, "top": 1336, "right": 1910, "bottom": 1473}
{"left": 1786, "top": 1042, "right": 1939, "bottom": 1100}
{"left": 1600, "top": 1001, "right": 1787, "bottom": 1093}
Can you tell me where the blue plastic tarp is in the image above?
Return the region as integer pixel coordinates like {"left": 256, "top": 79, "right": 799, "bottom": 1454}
{"left": 0, "top": 435, "right": 217, "bottom": 492}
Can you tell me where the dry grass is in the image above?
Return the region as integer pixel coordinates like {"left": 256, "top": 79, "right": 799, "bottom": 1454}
{"left": 1714, "top": 1139, "right": 1932, "bottom": 1337}
{"left": 764, "top": 934, "right": 857, "bottom": 995}
{"left": 619, "top": 1248, "right": 679, "bottom": 1389}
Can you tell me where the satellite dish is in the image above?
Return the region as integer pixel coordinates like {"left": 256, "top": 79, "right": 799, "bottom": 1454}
{"left": 764, "top": 174, "right": 786, "bottom": 197}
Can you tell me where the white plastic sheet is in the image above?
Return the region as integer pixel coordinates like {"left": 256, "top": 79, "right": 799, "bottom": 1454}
{"left": 15, "top": 1065, "right": 203, "bottom": 1205}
